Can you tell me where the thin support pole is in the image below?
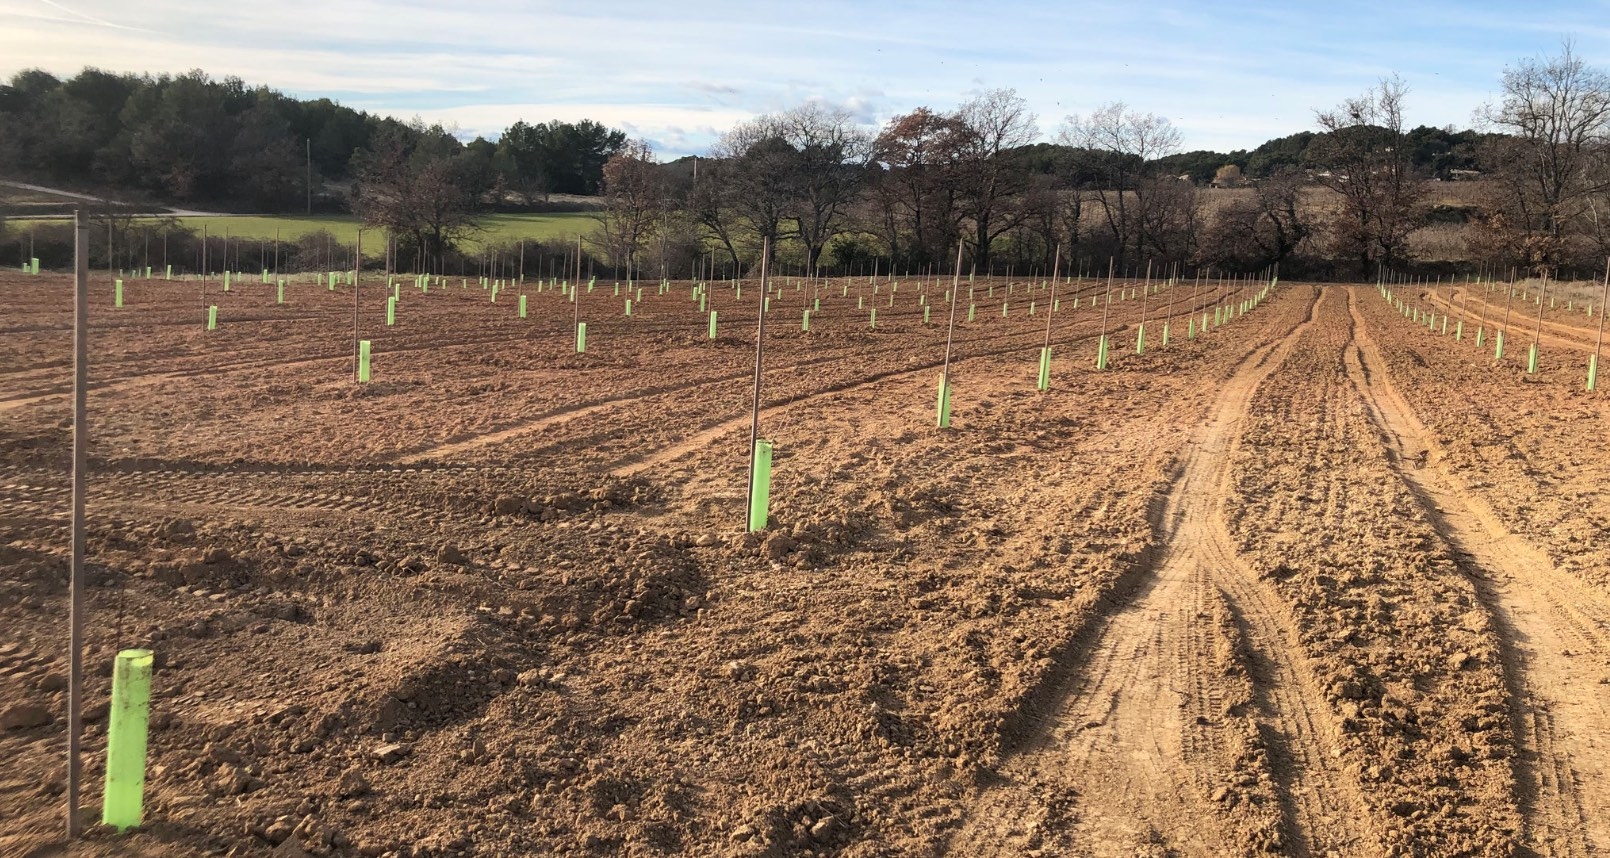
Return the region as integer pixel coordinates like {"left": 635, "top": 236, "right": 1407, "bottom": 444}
{"left": 1595, "top": 259, "right": 1610, "bottom": 369}
{"left": 745, "top": 237, "right": 771, "bottom": 525}
{"left": 940, "top": 242, "right": 965, "bottom": 394}
{"left": 1041, "top": 244, "right": 1061, "bottom": 352}
{"left": 354, "top": 230, "right": 362, "bottom": 381}
{"left": 68, "top": 211, "right": 89, "bottom": 839}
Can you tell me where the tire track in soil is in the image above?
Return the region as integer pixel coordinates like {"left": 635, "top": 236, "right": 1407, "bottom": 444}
{"left": 945, "top": 286, "right": 1374, "bottom": 857}
{"left": 1344, "top": 288, "right": 1610, "bottom": 856}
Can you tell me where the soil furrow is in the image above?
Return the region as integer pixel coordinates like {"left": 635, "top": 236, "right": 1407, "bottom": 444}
{"left": 1345, "top": 288, "right": 1610, "bottom": 855}
{"left": 945, "top": 286, "right": 1372, "bottom": 856}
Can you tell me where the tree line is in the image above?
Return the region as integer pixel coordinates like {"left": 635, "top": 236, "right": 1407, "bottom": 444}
{"left": 5, "top": 44, "right": 1608, "bottom": 282}
{"left": 591, "top": 42, "right": 1608, "bottom": 281}
{"left": 0, "top": 68, "right": 625, "bottom": 210}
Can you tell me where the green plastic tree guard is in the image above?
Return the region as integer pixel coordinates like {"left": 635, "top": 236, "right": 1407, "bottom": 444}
{"left": 102, "top": 649, "right": 154, "bottom": 832}
{"left": 1037, "top": 346, "right": 1051, "bottom": 391}
{"left": 936, "top": 378, "right": 952, "bottom": 428}
{"left": 748, "top": 440, "right": 773, "bottom": 532}
{"left": 115, "top": 279, "right": 123, "bottom": 308}
{"left": 358, "top": 340, "right": 372, "bottom": 382}
{"left": 387, "top": 296, "right": 396, "bottom": 325}
{"left": 207, "top": 305, "right": 217, "bottom": 331}
{"left": 709, "top": 311, "right": 718, "bottom": 339}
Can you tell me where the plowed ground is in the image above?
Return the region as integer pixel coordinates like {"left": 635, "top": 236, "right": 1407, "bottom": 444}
{"left": 2, "top": 273, "right": 1607, "bottom": 857}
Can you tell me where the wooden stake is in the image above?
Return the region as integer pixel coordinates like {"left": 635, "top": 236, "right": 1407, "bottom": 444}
{"left": 67, "top": 211, "right": 89, "bottom": 838}
{"left": 939, "top": 241, "right": 965, "bottom": 406}
{"left": 354, "top": 230, "right": 362, "bottom": 381}
{"left": 745, "top": 237, "right": 771, "bottom": 525}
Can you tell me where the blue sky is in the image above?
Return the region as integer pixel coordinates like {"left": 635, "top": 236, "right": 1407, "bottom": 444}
{"left": 3, "top": 0, "right": 1606, "bottom": 159}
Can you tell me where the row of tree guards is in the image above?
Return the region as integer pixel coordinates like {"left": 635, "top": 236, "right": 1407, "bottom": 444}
{"left": 51, "top": 221, "right": 1278, "bottom": 840}
{"left": 1379, "top": 258, "right": 1610, "bottom": 391}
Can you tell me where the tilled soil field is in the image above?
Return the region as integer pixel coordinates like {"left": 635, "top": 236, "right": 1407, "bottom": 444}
{"left": 2, "top": 271, "right": 1607, "bottom": 857}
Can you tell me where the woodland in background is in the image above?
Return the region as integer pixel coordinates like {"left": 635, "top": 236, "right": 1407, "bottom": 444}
{"left": 3, "top": 43, "right": 1607, "bottom": 281}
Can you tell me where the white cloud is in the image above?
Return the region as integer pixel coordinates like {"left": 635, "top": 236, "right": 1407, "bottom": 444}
{"left": 1, "top": 0, "right": 1598, "bottom": 158}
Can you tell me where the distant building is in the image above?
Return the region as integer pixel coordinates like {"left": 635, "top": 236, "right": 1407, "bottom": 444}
{"left": 1210, "top": 164, "right": 1245, "bottom": 189}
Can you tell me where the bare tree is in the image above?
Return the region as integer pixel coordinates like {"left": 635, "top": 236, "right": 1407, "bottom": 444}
{"left": 709, "top": 117, "right": 797, "bottom": 266}
{"left": 597, "top": 138, "right": 664, "bottom": 278}
{"left": 1199, "top": 170, "right": 1315, "bottom": 273}
{"left": 1309, "top": 75, "right": 1424, "bottom": 276}
{"left": 353, "top": 120, "right": 479, "bottom": 272}
{"left": 1059, "top": 102, "right": 1186, "bottom": 267}
{"left": 870, "top": 106, "right": 969, "bottom": 268}
{"left": 775, "top": 102, "right": 873, "bottom": 273}
{"left": 955, "top": 89, "right": 1039, "bottom": 272}
{"left": 1475, "top": 41, "right": 1610, "bottom": 273}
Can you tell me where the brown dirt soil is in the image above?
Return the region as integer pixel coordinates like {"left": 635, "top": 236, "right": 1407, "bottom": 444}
{"left": 2, "top": 271, "right": 1605, "bottom": 857}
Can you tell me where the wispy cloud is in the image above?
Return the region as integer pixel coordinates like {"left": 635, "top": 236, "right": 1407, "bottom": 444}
{"left": 0, "top": 0, "right": 1596, "bottom": 158}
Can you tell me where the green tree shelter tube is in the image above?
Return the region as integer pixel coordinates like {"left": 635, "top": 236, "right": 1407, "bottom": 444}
{"left": 102, "top": 649, "right": 154, "bottom": 831}
{"left": 748, "top": 440, "right": 773, "bottom": 532}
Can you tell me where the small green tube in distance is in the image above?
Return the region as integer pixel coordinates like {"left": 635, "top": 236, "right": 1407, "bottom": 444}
{"left": 102, "top": 649, "right": 155, "bottom": 832}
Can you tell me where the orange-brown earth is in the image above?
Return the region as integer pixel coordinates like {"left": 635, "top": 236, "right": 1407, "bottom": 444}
{"left": 2, "top": 270, "right": 1606, "bottom": 857}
